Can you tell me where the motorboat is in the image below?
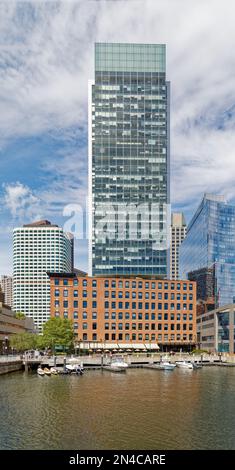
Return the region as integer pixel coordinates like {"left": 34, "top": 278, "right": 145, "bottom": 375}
{"left": 110, "top": 357, "right": 128, "bottom": 369}
{"left": 191, "top": 362, "right": 202, "bottom": 369}
{"left": 37, "top": 367, "right": 45, "bottom": 376}
{"left": 66, "top": 364, "right": 84, "bottom": 375}
{"left": 50, "top": 367, "right": 58, "bottom": 375}
{"left": 65, "top": 364, "right": 75, "bottom": 372}
{"left": 159, "top": 361, "right": 176, "bottom": 370}
{"left": 43, "top": 367, "right": 51, "bottom": 375}
{"left": 176, "top": 361, "right": 193, "bottom": 369}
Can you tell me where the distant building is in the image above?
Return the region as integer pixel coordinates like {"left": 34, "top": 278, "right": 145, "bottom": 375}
{"left": 89, "top": 42, "right": 170, "bottom": 277}
{"left": 0, "top": 286, "right": 4, "bottom": 303}
{"left": 196, "top": 298, "right": 216, "bottom": 317}
{"left": 170, "top": 213, "right": 187, "bottom": 280}
{"left": 13, "top": 220, "right": 74, "bottom": 332}
{"left": 0, "top": 275, "right": 12, "bottom": 307}
{"left": 73, "top": 268, "right": 87, "bottom": 277}
{"left": 197, "top": 304, "right": 235, "bottom": 354}
{"left": 188, "top": 266, "right": 215, "bottom": 302}
{"left": 180, "top": 194, "right": 235, "bottom": 307}
{"left": 48, "top": 272, "right": 196, "bottom": 352}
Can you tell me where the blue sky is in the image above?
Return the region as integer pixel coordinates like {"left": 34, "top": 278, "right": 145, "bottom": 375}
{"left": 1, "top": 0, "right": 235, "bottom": 274}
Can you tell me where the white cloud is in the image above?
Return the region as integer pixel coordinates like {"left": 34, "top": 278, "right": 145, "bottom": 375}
{"left": 1, "top": 0, "right": 235, "bottom": 218}
{"left": 3, "top": 182, "right": 42, "bottom": 220}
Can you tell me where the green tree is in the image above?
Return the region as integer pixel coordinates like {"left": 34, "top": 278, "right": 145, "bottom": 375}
{"left": 41, "top": 317, "right": 74, "bottom": 353}
{"left": 15, "top": 312, "right": 26, "bottom": 320}
{"left": 9, "top": 332, "right": 38, "bottom": 352}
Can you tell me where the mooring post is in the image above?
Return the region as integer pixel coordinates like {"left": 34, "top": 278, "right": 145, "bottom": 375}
{"left": 63, "top": 356, "right": 66, "bottom": 372}
{"left": 54, "top": 355, "right": 57, "bottom": 367}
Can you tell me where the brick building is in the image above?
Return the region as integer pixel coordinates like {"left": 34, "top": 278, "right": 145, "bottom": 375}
{"left": 48, "top": 273, "right": 196, "bottom": 352}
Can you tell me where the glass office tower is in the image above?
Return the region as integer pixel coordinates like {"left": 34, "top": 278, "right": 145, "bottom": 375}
{"left": 180, "top": 194, "right": 235, "bottom": 306}
{"left": 89, "top": 43, "right": 170, "bottom": 276}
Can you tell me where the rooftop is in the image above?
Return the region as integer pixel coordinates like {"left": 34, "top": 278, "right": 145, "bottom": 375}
{"left": 23, "top": 220, "right": 58, "bottom": 228}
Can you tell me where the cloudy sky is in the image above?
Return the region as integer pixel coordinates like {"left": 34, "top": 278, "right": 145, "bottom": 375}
{"left": 1, "top": 0, "right": 235, "bottom": 274}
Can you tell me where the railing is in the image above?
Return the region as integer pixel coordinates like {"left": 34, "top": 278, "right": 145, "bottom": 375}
{"left": 0, "top": 355, "right": 22, "bottom": 363}
{"left": 0, "top": 352, "right": 230, "bottom": 365}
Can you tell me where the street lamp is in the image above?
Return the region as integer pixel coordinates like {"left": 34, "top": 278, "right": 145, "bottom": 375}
{"left": 78, "top": 339, "right": 81, "bottom": 357}
{"left": 4, "top": 336, "right": 9, "bottom": 355}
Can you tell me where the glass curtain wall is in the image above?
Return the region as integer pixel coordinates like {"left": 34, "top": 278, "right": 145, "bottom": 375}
{"left": 91, "top": 43, "right": 170, "bottom": 276}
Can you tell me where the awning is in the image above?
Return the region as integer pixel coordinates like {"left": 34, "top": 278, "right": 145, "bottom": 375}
{"left": 76, "top": 342, "right": 159, "bottom": 350}
{"left": 145, "top": 343, "right": 160, "bottom": 350}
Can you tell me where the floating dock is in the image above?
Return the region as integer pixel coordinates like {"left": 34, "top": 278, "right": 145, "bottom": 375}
{"left": 103, "top": 366, "right": 127, "bottom": 373}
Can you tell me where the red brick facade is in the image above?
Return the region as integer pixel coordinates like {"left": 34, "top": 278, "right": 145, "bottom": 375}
{"left": 49, "top": 273, "right": 197, "bottom": 351}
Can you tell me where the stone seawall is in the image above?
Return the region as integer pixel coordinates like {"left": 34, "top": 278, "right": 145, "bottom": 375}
{"left": 0, "top": 361, "right": 23, "bottom": 375}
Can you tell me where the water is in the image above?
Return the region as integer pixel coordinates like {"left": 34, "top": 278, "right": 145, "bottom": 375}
{"left": 0, "top": 367, "right": 235, "bottom": 450}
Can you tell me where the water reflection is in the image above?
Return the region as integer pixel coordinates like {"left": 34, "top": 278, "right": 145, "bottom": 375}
{"left": 0, "top": 368, "right": 235, "bottom": 449}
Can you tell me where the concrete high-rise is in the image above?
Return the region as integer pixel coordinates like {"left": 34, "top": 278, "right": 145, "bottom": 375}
{"left": 0, "top": 275, "right": 12, "bottom": 307}
{"left": 170, "top": 213, "right": 187, "bottom": 280}
{"left": 13, "top": 220, "right": 73, "bottom": 331}
{"left": 89, "top": 43, "right": 170, "bottom": 277}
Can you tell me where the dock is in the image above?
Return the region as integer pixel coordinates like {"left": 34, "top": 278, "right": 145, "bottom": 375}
{"left": 143, "top": 364, "right": 163, "bottom": 370}
{"left": 103, "top": 366, "right": 127, "bottom": 373}
{"left": 2, "top": 352, "right": 235, "bottom": 375}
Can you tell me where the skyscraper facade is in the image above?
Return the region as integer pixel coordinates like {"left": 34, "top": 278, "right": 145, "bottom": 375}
{"left": 13, "top": 220, "right": 74, "bottom": 331}
{"left": 89, "top": 43, "right": 170, "bottom": 277}
{"left": 0, "top": 275, "right": 12, "bottom": 307}
{"left": 179, "top": 194, "right": 235, "bottom": 307}
{"left": 170, "top": 213, "right": 187, "bottom": 280}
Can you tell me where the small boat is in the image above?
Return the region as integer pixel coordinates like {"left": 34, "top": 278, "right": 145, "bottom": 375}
{"left": 104, "top": 365, "right": 126, "bottom": 373}
{"left": 191, "top": 362, "right": 202, "bottom": 369}
{"left": 176, "top": 361, "right": 193, "bottom": 369}
{"left": 37, "top": 367, "right": 45, "bottom": 376}
{"left": 110, "top": 357, "right": 128, "bottom": 369}
{"left": 159, "top": 361, "right": 176, "bottom": 370}
{"left": 50, "top": 367, "right": 58, "bottom": 375}
{"left": 43, "top": 367, "right": 51, "bottom": 375}
{"left": 66, "top": 364, "right": 84, "bottom": 375}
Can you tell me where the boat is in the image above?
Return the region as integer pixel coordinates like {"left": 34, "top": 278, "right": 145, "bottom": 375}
{"left": 50, "top": 367, "right": 58, "bottom": 375}
{"left": 159, "top": 361, "right": 176, "bottom": 370}
{"left": 110, "top": 357, "right": 128, "bottom": 369}
{"left": 37, "top": 367, "right": 45, "bottom": 376}
{"left": 66, "top": 364, "right": 84, "bottom": 375}
{"left": 176, "top": 361, "right": 193, "bottom": 369}
{"left": 43, "top": 367, "right": 51, "bottom": 375}
{"left": 65, "top": 364, "right": 75, "bottom": 372}
{"left": 191, "top": 362, "right": 202, "bottom": 369}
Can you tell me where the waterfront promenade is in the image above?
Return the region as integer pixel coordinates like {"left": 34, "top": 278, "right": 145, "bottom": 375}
{"left": 1, "top": 352, "right": 235, "bottom": 374}
{"left": 0, "top": 355, "right": 22, "bottom": 375}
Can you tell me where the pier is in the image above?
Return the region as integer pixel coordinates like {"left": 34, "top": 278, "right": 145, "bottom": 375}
{"left": 1, "top": 352, "right": 235, "bottom": 375}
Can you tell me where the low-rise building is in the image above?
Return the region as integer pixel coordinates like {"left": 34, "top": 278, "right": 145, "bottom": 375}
{"left": 197, "top": 304, "right": 235, "bottom": 353}
{"left": 48, "top": 273, "right": 197, "bottom": 352}
{"left": 0, "top": 300, "right": 35, "bottom": 353}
